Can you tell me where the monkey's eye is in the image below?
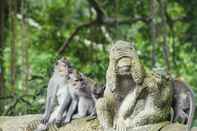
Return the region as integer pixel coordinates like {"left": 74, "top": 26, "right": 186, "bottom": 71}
{"left": 74, "top": 79, "right": 80, "bottom": 82}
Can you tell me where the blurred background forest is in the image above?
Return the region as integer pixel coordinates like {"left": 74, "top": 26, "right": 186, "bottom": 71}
{"left": 0, "top": 0, "right": 197, "bottom": 126}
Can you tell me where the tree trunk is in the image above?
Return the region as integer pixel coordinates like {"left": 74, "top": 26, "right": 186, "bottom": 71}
{"left": 159, "top": 0, "right": 170, "bottom": 71}
{"left": 9, "top": 0, "right": 17, "bottom": 91}
{"left": 0, "top": 0, "right": 5, "bottom": 112}
{"left": 149, "top": 0, "right": 157, "bottom": 68}
{"left": 21, "top": 0, "right": 29, "bottom": 93}
{"left": 172, "top": 27, "right": 177, "bottom": 69}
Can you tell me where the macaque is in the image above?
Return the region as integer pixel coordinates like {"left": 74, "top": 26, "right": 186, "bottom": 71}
{"left": 172, "top": 79, "right": 196, "bottom": 131}
{"left": 36, "top": 58, "right": 72, "bottom": 131}
{"left": 92, "top": 85, "right": 105, "bottom": 100}
{"left": 26, "top": 58, "right": 105, "bottom": 131}
{"left": 63, "top": 71, "right": 99, "bottom": 124}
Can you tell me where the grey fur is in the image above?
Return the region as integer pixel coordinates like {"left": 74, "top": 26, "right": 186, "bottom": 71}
{"left": 172, "top": 79, "right": 196, "bottom": 131}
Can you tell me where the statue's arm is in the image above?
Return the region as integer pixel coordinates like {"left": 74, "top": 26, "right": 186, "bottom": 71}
{"left": 96, "top": 90, "right": 115, "bottom": 129}
{"left": 118, "top": 56, "right": 145, "bottom": 118}
{"left": 118, "top": 85, "right": 145, "bottom": 119}
{"left": 131, "top": 57, "right": 145, "bottom": 84}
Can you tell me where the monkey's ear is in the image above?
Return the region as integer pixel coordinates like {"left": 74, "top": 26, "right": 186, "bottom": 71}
{"left": 59, "top": 57, "right": 64, "bottom": 61}
{"left": 102, "top": 85, "right": 106, "bottom": 90}
{"left": 55, "top": 61, "right": 58, "bottom": 65}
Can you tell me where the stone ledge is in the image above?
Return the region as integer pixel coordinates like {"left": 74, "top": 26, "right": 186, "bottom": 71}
{"left": 0, "top": 115, "right": 196, "bottom": 131}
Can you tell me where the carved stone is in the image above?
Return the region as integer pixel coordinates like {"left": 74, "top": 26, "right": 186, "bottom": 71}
{"left": 96, "top": 40, "right": 173, "bottom": 131}
{"left": 0, "top": 115, "right": 197, "bottom": 131}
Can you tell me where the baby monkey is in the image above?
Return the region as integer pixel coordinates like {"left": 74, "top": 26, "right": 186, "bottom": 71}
{"left": 63, "top": 70, "right": 103, "bottom": 124}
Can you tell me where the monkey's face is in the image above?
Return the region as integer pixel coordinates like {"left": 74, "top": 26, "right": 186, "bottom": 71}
{"left": 69, "top": 72, "right": 85, "bottom": 90}
{"left": 70, "top": 80, "right": 82, "bottom": 89}
{"left": 56, "top": 59, "right": 70, "bottom": 75}
{"left": 93, "top": 86, "right": 105, "bottom": 99}
{"left": 116, "top": 57, "right": 132, "bottom": 76}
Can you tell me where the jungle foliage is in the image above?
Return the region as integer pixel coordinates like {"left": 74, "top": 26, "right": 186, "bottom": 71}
{"left": 0, "top": 0, "right": 197, "bottom": 126}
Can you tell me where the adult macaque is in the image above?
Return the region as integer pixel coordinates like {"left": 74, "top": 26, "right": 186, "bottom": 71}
{"left": 63, "top": 70, "right": 104, "bottom": 124}
{"left": 151, "top": 69, "right": 196, "bottom": 131}
{"left": 36, "top": 58, "right": 72, "bottom": 131}
{"left": 172, "top": 79, "right": 196, "bottom": 131}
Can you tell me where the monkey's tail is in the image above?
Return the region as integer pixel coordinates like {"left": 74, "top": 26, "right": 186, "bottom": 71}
{"left": 187, "top": 88, "right": 196, "bottom": 131}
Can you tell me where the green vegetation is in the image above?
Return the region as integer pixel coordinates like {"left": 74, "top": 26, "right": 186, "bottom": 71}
{"left": 0, "top": 0, "right": 196, "bottom": 126}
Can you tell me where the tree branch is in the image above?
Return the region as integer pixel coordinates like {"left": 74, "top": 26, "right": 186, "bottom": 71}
{"left": 87, "top": 0, "right": 105, "bottom": 21}
{"left": 57, "top": 0, "right": 150, "bottom": 54}
{"left": 0, "top": 95, "right": 14, "bottom": 100}
{"left": 103, "top": 16, "right": 149, "bottom": 26}
{"left": 2, "top": 94, "right": 36, "bottom": 115}
{"left": 58, "top": 20, "right": 98, "bottom": 54}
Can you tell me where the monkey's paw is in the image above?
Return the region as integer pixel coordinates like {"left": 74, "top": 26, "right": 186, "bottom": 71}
{"left": 34, "top": 123, "right": 47, "bottom": 131}
{"left": 54, "top": 115, "right": 62, "bottom": 125}
{"left": 41, "top": 115, "right": 49, "bottom": 124}
{"left": 54, "top": 120, "right": 61, "bottom": 128}
{"left": 62, "top": 117, "right": 71, "bottom": 124}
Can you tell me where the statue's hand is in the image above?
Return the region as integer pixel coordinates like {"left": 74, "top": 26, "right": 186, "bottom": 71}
{"left": 114, "top": 117, "right": 127, "bottom": 131}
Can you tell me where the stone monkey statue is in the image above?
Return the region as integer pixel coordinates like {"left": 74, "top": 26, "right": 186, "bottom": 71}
{"left": 172, "top": 79, "right": 196, "bottom": 131}
{"left": 96, "top": 40, "right": 145, "bottom": 131}
{"left": 124, "top": 71, "right": 172, "bottom": 128}
{"left": 96, "top": 40, "right": 173, "bottom": 131}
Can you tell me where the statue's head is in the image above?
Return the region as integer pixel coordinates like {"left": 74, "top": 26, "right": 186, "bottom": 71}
{"left": 110, "top": 40, "right": 136, "bottom": 76}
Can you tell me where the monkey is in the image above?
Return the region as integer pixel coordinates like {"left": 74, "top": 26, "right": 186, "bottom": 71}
{"left": 25, "top": 58, "right": 105, "bottom": 131}
{"left": 91, "top": 84, "right": 105, "bottom": 100}
{"left": 36, "top": 58, "right": 72, "bottom": 131}
{"left": 151, "top": 68, "right": 196, "bottom": 131}
{"left": 62, "top": 70, "right": 102, "bottom": 124}
{"left": 172, "top": 79, "right": 196, "bottom": 131}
